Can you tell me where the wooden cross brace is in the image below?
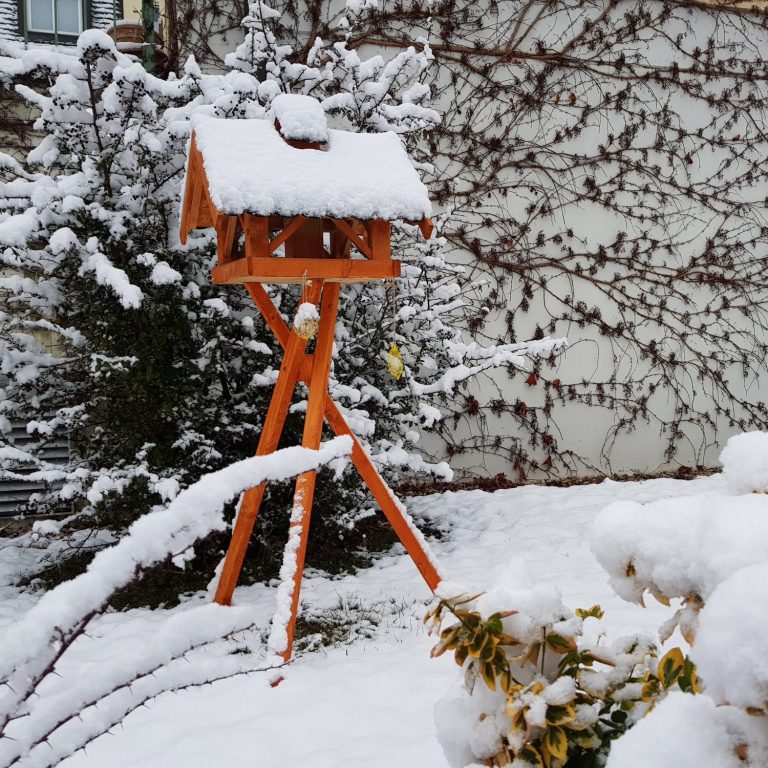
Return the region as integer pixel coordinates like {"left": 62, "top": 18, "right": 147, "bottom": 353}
{"left": 213, "top": 279, "right": 442, "bottom": 662}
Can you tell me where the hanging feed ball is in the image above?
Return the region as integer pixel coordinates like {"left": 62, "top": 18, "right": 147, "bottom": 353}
{"left": 387, "top": 342, "right": 404, "bottom": 380}
{"left": 294, "top": 302, "right": 320, "bottom": 340}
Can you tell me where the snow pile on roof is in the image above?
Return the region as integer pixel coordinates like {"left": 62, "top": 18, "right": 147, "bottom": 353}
{"left": 270, "top": 94, "right": 329, "bottom": 143}
{"left": 190, "top": 114, "right": 432, "bottom": 221}
{"left": 720, "top": 430, "right": 768, "bottom": 493}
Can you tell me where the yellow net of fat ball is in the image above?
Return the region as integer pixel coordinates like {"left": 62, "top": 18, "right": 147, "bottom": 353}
{"left": 387, "top": 342, "right": 404, "bottom": 380}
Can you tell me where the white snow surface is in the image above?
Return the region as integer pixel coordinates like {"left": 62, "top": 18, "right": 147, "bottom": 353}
{"left": 692, "top": 562, "right": 768, "bottom": 709}
{"left": 270, "top": 94, "right": 329, "bottom": 143}
{"left": 720, "top": 430, "right": 768, "bottom": 493}
{"left": 0, "top": 473, "right": 726, "bottom": 768}
{"left": 190, "top": 114, "right": 432, "bottom": 221}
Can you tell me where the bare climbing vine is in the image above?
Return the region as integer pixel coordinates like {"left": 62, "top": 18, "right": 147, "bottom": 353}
{"left": 167, "top": 0, "right": 768, "bottom": 478}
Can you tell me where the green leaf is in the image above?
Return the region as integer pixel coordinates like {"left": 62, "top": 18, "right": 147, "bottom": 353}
{"left": 481, "top": 638, "right": 497, "bottom": 662}
{"left": 480, "top": 661, "right": 497, "bottom": 691}
{"left": 519, "top": 744, "right": 544, "bottom": 767}
{"left": 575, "top": 604, "right": 605, "bottom": 620}
{"left": 543, "top": 725, "right": 569, "bottom": 761}
{"left": 658, "top": 647, "right": 685, "bottom": 688}
{"left": 679, "top": 657, "right": 702, "bottom": 694}
{"left": 500, "top": 666, "right": 512, "bottom": 693}
{"left": 546, "top": 704, "right": 576, "bottom": 726}
{"left": 486, "top": 613, "right": 503, "bottom": 634}
{"left": 546, "top": 633, "right": 576, "bottom": 654}
{"left": 469, "top": 630, "right": 489, "bottom": 658}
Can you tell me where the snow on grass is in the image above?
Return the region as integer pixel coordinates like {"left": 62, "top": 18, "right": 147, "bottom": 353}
{"left": 0, "top": 473, "right": 724, "bottom": 767}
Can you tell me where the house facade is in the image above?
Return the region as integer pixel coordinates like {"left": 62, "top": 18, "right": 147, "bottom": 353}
{"left": 0, "top": 0, "right": 122, "bottom": 45}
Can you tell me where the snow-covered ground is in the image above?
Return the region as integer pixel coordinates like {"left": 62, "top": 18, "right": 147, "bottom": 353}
{"left": 0, "top": 472, "right": 724, "bottom": 768}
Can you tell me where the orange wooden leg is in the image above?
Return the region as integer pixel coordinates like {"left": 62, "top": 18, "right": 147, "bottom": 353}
{"left": 323, "top": 400, "right": 442, "bottom": 590}
{"left": 270, "top": 282, "right": 341, "bottom": 661}
{"left": 214, "top": 282, "right": 322, "bottom": 606}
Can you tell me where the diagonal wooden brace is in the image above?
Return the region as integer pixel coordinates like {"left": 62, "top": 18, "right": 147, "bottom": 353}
{"left": 214, "top": 280, "right": 443, "bottom": 663}
{"left": 271, "top": 282, "right": 341, "bottom": 660}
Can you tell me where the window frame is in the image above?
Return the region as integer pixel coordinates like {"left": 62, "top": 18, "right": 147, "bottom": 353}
{"left": 18, "top": 0, "right": 93, "bottom": 43}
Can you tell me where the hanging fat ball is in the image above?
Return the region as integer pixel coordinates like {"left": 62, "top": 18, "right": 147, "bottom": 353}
{"left": 387, "top": 342, "right": 404, "bottom": 380}
{"left": 294, "top": 302, "right": 320, "bottom": 340}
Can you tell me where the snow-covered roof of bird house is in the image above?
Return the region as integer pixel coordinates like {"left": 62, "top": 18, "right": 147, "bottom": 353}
{"left": 180, "top": 95, "right": 433, "bottom": 286}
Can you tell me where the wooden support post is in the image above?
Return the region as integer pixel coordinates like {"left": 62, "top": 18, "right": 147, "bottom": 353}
{"left": 276, "top": 282, "right": 341, "bottom": 661}
{"left": 242, "top": 214, "right": 269, "bottom": 259}
{"left": 245, "top": 282, "right": 442, "bottom": 593}
{"left": 367, "top": 220, "right": 391, "bottom": 261}
{"left": 213, "top": 282, "right": 323, "bottom": 606}
{"left": 216, "top": 215, "right": 239, "bottom": 265}
{"left": 220, "top": 282, "right": 442, "bottom": 663}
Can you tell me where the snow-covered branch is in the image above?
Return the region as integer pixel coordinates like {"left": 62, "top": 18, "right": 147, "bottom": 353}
{"left": 0, "top": 437, "right": 351, "bottom": 768}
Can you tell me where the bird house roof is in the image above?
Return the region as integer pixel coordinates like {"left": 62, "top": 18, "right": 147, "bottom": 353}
{"left": 187, "top": 113, "right": 432, "bottom": 222}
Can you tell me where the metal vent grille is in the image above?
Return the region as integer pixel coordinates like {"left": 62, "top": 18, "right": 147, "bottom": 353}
{"left": 0, "top": 419, "right": 69, "bottom": 517}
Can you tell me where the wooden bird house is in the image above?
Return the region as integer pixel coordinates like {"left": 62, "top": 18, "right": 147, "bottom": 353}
{"left": 180, "top": 94, "right": 433, "bottom": 286}
{"left": 179, "top": 95, "right": 441, "bottom": 665}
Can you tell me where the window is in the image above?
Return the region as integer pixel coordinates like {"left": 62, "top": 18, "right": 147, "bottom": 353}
{"left": 23, "top": 0, "right": 84, "bottom": 39}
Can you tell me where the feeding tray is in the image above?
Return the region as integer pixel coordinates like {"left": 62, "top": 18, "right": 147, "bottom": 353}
{"left": 180, "top": 95, "right": 433, "bottom": 285}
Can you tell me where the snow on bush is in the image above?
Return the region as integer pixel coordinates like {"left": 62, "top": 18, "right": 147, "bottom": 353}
{"left": 720, "top": 431, "right": 768, "bottom": 494}
{"left": 591, "top": 492, "right": 768, "bottom": 641}
{"left": 605, "top": 692, "right": 768, "bottom": 768}
{"left": 593, "top": 434, "right": 768, "bottom": 766}
{"left": 429, "top": 565, "right": 697, "bottom": 767}
{"left": 0, "top": 437, "right": 351, "bottom": 768}
{"left": 0, "top": 12, "right": 565, "bottom": 591}
{"left": 692, "top": 562, "right": 768, "bottom": 712}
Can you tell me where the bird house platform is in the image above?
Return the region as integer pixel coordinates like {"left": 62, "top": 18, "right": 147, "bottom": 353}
{"left": 180, "top": 100, "right": 433, "bottom": 285}
{"left": 179, "top": 97, "right": 441, "bottom": 665}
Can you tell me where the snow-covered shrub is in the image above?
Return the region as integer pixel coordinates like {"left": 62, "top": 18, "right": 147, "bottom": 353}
{"left": 692, "top": 562, "right": 768, "bottom": 713}
{"left": 604, "top": 692, "right": 768, "bottom": 768}
{"left": 428, "top": 584, "right": 696, "bottom": 767}
{"left": 593, "top": 435, "right": 768, "bottom": 766}
{"left": 0, "top": 12, "right": 563, "bottom": 593}
{"left": 720, "top": 431, "right": 768, "bottom": 494}
{"left": 591, "top": 491, "right": 768, "bottom": 643}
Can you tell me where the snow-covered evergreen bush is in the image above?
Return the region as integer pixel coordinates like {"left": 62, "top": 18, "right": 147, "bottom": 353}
{"left": 592, "top": 433, "right": 768, "bottom": 767}
{"left": 0, "top": 8, "right": 562, "bottom": 593}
